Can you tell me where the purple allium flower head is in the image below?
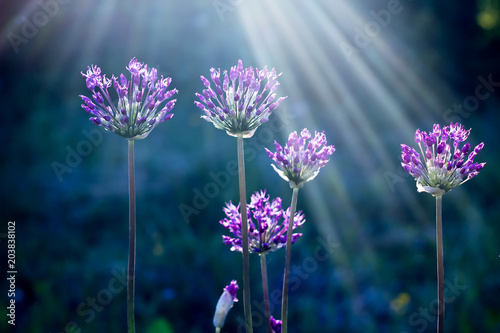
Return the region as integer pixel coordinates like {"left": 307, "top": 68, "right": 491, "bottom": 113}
{"left": 195, "top": 59, "right": 287, "bottom": 138}
{"left": 270, "top": 316, "right": 282, "bottom": 333}
{"left": 220, "top": 190, "right": 305, "bottom": 254}
{"left": 80, "top": 58, "right": 178, "bottom": 140}
{"left": 401, "top": 123, "right": 485, "bottom": 196}
{"left": 265, "top": 129, "right": 335, "bottom": 188}
{"left": 213, "top": 280, "right": 239, "bottom": 329}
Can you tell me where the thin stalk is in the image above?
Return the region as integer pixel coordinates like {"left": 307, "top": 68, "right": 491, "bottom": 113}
{"left": 436, "top": 195, "right": 444, "bottom": 333}
{"left": 215, "top": 328, "right": 221, "bottom": 333}
{"left": 127, "top": 140, "right": 136, "bottom": 333}
{"left": 260, "top": 254, "right": 272, "bottom": 333}
{"left": 237, "top": 134, "right": 252, "bottom": 333}
{"left": 281, "top": 186, "right": 299, "bottom": 333}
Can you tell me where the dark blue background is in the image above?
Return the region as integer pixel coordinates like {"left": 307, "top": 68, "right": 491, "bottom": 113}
{"left": 1, "top": 0, "right": 499, "bottom": 332}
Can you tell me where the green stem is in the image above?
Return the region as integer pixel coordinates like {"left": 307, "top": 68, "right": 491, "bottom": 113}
{"left": 215, "top": 328, "right": 221, "bottom": 333}
{"left": 436, "top": 195, "right": 444, "bottom": 333}
{"left": 260, "top": 254, "right": 272, "bottom": 333}
{"left": 281, "top": 186, "right": 299, "bottom": 333}
{"left": 127, "top": 140, "right": 136, "bottom": 333}
{"left": 237, "top": 134, "right": 252, "bottom": 333}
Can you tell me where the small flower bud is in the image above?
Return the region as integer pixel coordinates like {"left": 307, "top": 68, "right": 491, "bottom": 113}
{"left": 213, "top": 281, "right": 239, "bottom": 330}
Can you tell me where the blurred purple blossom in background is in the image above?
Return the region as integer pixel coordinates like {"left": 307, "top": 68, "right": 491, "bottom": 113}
{"left": 270, "top": 316, "right": 282, "bottom": 333}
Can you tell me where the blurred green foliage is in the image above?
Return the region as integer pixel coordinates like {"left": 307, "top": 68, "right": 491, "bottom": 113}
{"left": 146, "top": 318, "right": 174, "bottom": 333}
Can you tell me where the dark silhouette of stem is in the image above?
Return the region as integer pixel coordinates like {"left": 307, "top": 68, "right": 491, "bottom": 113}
{"left": 128, "top": 140, "right": 136, "bottom": 333}
{"left": 237, "top": 134, "right": 252, "bottom": 333}
{"left": 436, "top": 195, "right": 444, "bottom": 333}
{"left": 260, "top": 254, "right": 272, "bottom": 333}
{"left": 281, "top": 186, "right": 299, "bottom": 333}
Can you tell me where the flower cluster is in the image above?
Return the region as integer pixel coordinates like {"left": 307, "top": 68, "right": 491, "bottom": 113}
{"left": 194, "top": 59, "right": 287, "bottom": 138}
{"left": 80, "top": 58, "right": 178, "bottom": 140}
{"left": 220, "top": 190, "right": 305, "bottom": 254}
{"left": 401, "top": 123, "right": 485, "bottom": 196}
{"left": 266, "top": 129, "right": 335, "bottom": 188}
{"left": 213, "top": 280, "right": 239, "bottom": 329}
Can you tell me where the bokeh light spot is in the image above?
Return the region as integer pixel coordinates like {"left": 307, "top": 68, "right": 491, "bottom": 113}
{"left": 477, "top": 9, "right": 499, "bottom": 30}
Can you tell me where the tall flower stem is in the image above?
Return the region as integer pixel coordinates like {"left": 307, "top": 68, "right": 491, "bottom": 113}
{"left": 237, "top": 134, "right": 252, "bottom": 333}
{"left": 281, "top": 186, "right": 299, "bottom": 333}
{"left": 127, "top": 140, "right": 136, "bottom": 333}
{"left": 260, "top": 254, "right": 272, "bottom": 333}
{"left": 436, "top": 195, "right": 444, "bottom": 333}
